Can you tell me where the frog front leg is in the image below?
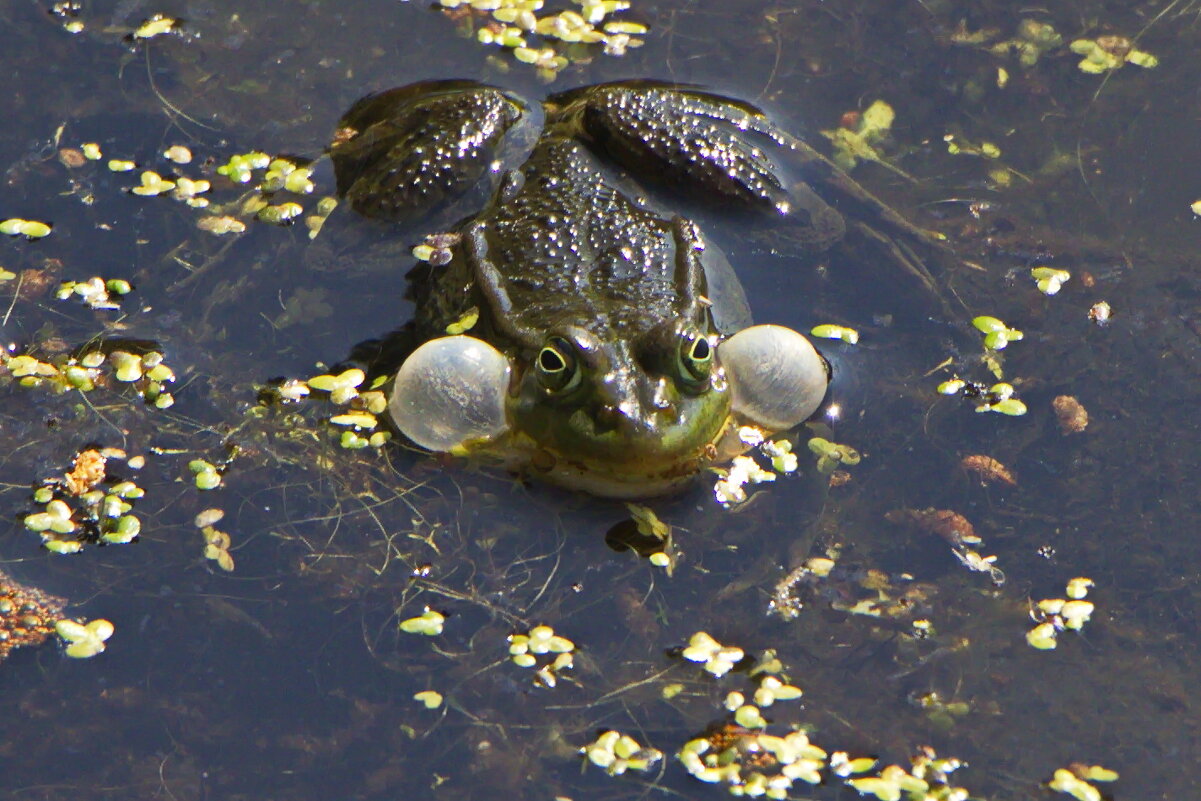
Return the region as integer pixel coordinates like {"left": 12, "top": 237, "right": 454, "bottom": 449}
{"left": 330, "top": 80, "right": 540, "bottom": 225}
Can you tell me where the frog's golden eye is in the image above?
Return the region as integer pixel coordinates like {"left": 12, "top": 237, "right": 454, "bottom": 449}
{"left": 678, "top": 329, "right": 713, "bottom": 388}
{"left": 536, "top": 337, "right": 581, "bottom": 393}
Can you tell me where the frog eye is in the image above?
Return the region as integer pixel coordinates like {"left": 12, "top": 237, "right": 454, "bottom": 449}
{"left": 536, "top": 337, "right": 581, "bottom": 393}
{"left": 678, "top": 330, "right": 714, "bottom": 387}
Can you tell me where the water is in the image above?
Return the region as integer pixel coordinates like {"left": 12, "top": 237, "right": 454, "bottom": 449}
{"left": 2, "top": 1, "right": 1200, "bottom": 799}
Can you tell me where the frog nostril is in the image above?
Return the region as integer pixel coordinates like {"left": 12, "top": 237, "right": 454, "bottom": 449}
{"left": 589, "top": 404, "right": 619, "bottom": 433}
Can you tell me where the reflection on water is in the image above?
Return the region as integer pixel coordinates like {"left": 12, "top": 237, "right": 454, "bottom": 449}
{"left": 2, "top": 1, "right": 1200, "bottom": 799}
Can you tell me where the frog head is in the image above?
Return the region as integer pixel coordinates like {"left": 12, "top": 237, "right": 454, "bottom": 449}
{"left": 388, "top": 322, "right": 828, "bottom": 497}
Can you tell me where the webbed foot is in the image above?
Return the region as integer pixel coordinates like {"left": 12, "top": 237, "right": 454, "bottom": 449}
{"left": 330, "top": 80, "right": 539, "bottom": 225}
{"left": 550, "top": 81, "right": 958, "bottom": 314}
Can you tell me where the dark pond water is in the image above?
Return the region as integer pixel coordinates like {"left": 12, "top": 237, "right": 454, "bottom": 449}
{"left": 3, "top": 1, "right": 1200, "bottom": 799}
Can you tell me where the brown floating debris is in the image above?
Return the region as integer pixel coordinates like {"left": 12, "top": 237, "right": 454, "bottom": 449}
{"left": 886, "top": 507, "right": 982, "bottom": 548}
{"left": 64, "top": 448, "right": 107, "bottom": 495}
{"left": 1052, "top": 395, "right": 1089, "bottom": 434}
{"left": 58, "top": 148, "right": 86, "bottom": 168}
{"left": 960, "top": 454, "right": 1016, "bottom": 487}
{"left": 829, "top": 469, "right": 853, "bottom": 488}
{"left": 1087, "top": 301, "right": 1111, "bottom": 325}
{"left": 0, "top": 568, "right": 66, "bottom": 663}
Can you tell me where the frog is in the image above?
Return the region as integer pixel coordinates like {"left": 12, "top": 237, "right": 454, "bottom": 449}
{"left": 329, "top": 80, "right": 952, "bottom": 497}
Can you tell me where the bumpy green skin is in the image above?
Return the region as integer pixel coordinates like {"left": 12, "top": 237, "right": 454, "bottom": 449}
{"left": 331, "top": 81, "right": 944, "bottom": 494}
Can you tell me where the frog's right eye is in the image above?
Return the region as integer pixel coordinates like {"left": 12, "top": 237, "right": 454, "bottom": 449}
{"left": 677, "top": 329, "right": 714, "bottom": 388}
{"left": 536, "top": 337, "right": 581, "bottom": 394}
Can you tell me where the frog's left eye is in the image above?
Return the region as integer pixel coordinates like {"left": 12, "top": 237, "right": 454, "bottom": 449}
{"left": 536, "top": 337, "right": 581, "bottom": 394}
{"left": 678, "top": 330, "right": 714, "bottom": 388}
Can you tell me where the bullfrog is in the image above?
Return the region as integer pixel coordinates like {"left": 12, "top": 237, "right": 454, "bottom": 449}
{"left": 330, "top": 80, "right": 950, "bottom": 497}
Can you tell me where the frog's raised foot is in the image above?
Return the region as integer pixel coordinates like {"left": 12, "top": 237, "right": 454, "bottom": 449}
{"left": 331, "top": 80, "right": 538, "bottom": 224}
{"left": 552, "top": 81, "right": 955, "bottom": 310}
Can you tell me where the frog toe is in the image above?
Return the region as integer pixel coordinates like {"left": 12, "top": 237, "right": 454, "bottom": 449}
{"left": 553, "top": 82, "right": 795, "bottom": 214}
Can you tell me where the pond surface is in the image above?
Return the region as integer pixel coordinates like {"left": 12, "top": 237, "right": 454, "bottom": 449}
{"left": 2, "top": 1, "right": 1200, "bottom": 799}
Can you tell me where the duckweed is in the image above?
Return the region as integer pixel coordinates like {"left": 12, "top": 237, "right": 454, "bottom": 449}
{"left": 623, "top": 502, "right": 676, "bottom": 570}
{"left": 582, "top": 730, "right": 663, "bottom": 776}
{"left": 197, "top": 215, "right": 247, "bottom": 235}
{"left": 763, "top": 439, "right": 798, "bottom": 473}
{"left": 975, "top": 392, "right": 1027, "bottom": 416}
{"left": 261, "top": 158, "right": 315, "bottom": 194}
{"left": 202, "top": 526, "right": 235, "bottom": 571}
{"left": 411, "top": 232, "right": 460, "bottom": 266}
{"left": 808, "top": 437, "right": 861, "bottom": 475}
{"left": 216, "top": 151, "right": 271, "bottom": 184}
{"left": 1048, "top": 764, "right": 1118, "bottom": 801}
{"left": 602, "top": 20, "right": 645, "bottom": 34}
{"left": 678, "top": 728, "right": 828, "bottom": 796}
{"left": 329, "top": 411, "right": 378, "bottom": 429}
{"left": 130, "top": 170, "right": 176, "bottom": 196}
{"left": 189, "top": 460, "right": 222, "bottom": 490}
{"left": 681, "top": 631, "right": 744, "bottom": 677}
{"left": 0, "top": 218, "right": 53, "bottom": 239}
{"left": 173, "top": 177, "right": 211, "bottom": 207}
{"left": 308, "top": 368, "right": 364, "bottom": 405}
{"left": 25, "top": 500, "right": 77, "bottom": 536}
{"left": 846, "top": 751, "right": 973, "bottom": 801}
{"left": 132, "top": 13, "right": 178, "bottom": 39}
{"left": 1066, "top": 577, "right": 1094, "bottom": 599}
{"left": 163, "top": 145, "right": 192, "bottom": 164}
{"left": 671, "top": 648, "right": 977, "bottom": 799}
{"left": 1032, "top": 266, "right": 1071, "bottom": 295}
{"left": 445, "top": 307, "right": 479, "bottom": 335}
{"left": 437, "top": 0, "right": 643, "bottom": 80}
{"left": 508, "top": 624, "right": 575, "bottom": 685}
{"left": 944, "top": 134, "right": 1002, "bottom": 159}
{"left": 57, "top": 276, "right": 132, "bottom": 310}
{"left": 753, "top": 675, "right": 803, "bottom": 707}
{"left": 1027, "top": 577, "right": 1097, "bottom": 649}
{"left": 821, "top": 100, "right": 903, "bottom": 174}
{"left": 811, "top": 323, "right": 860, "bottom": 344}
{"left": 23, "top": 449, "right": 149, "bottom": 553}
{"left": 55, "top": 618, "right": 114, "bottom": 658}
{"left": 303, "top": 196, "right": 338, "bottom": 239}
{"left": 510, "top": 624, "right": 574, "bottom": 656}
{"left": 733, "top": 703, "right": 767, "bottom": 729}
{"left": 400, "top": 608, "right": 446, "bottom": 636}
{"left": 985, "top": 19, "right": 1063, "bottom": 67}
{"left": 972, "top": 315, "right": 1023, "bottom": 350}
{"left": 257, "top": 201, "right": 304, "bottom": 225}
{"left": 1070, "top": 36, "right": 1157, "bottom": 73}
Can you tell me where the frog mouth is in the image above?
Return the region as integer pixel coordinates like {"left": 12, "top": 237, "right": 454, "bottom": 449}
{"left": 387, "top": 325, "right": 827, "bottom": 496}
